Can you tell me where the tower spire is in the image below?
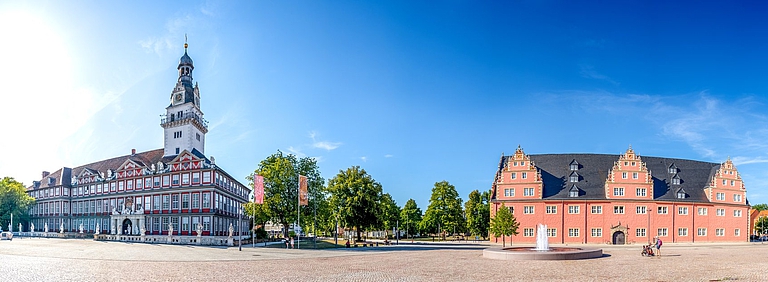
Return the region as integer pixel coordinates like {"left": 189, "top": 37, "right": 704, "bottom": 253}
{"left": 184, "top": 34, "right": 188, "bottom": 50}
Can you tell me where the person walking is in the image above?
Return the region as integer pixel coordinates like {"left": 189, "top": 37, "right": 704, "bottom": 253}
{"left": 654, "top": 236, "right": 662, "bottom": 257}
{"left": 290, "top": 237, "right": 295, "bottom": 249}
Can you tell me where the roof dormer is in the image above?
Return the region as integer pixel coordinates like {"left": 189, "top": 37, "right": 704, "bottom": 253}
{"left": 569, "top": 159, "right": 580, "bottom": 171}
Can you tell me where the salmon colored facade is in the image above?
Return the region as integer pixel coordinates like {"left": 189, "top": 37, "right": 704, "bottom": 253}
{"left": 490, "top": 146, "right": 750, "bottom": 245}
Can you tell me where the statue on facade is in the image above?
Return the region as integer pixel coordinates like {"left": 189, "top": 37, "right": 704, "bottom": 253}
{"left": 196, "top": 223, "right": 203, "bottom": 237}
{"left": 31, "top": 222, "right": 35, "bottom": 233}
{"left": 112, "top": 207, "right": 119, "bottom": 215}
{"left": 106, "top": 169, "right": 113, "bottom": 178}
{"left": 140, "top": 225, "right": 146, "bottom": 236}
{"left": 228, "top": 223, "right": 234, "bottom": 238}
{"left": 168, "top": 223, "right": 174, "bottom": 236}
{"left": 111, "top": 225, "right": 116, "bottom": 235}
{"left": 79, "top": 223, "right": 84, "bottom": 234}
{"left": 157, "top": 162, "right": 164, "bottom": 171}
{"left": 44, "top": 222, "right": 48, "bottom": 233}
{"left": 151, "top": 164, "right": 156, "bottom": 172}
{"left": 95, "top": 223, "right": 100, "bottom": 235}
{"left": 60, "top": 222, "right": 64, "bottom": 233}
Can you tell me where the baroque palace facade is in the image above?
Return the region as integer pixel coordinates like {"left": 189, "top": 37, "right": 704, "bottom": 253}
{"left": 24, "top": 43, "right": 250, "bottom": 239}
{"left": 490, "top": 146, "right": 749, "bottom": 244}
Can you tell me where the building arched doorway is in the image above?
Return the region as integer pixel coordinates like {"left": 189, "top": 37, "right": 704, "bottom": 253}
{"left": 122, "top": 219, "right": 133, "bottom": 235}
{"left": 612, "top": 231, "right": 625, "bottom": 245}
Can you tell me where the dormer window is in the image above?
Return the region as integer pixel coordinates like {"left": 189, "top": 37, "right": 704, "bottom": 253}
{"left": 569, "top": 172, "right": 579, "bottom": 183}
{"left": 672, "top": 174, "right": 681, "bottom": 185}
{"left": 569, "top": 159, "right": 580, "bottom": 171}
{"left": 48, "top": 178, "right": 55, "bottom": 185}
{"left": 676, "top": 188, "right": 687, "bottom": 199}
{"left": 569, "top": 185, "right": 580, "bottom": 197}
{"left": 668, "top": 164, "right": 677, "bottom": 174}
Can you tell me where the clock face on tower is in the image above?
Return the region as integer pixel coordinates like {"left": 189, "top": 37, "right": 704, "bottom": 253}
{"left": 175, "top": 94, "right": 183, "bottom": 102}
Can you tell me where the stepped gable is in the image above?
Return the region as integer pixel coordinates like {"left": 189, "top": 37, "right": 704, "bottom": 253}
{"left": 525, "top": 154, "right": 718, "bottom": 202}
{"left": 71, "top": 148, "right": 167, "bottom": 177}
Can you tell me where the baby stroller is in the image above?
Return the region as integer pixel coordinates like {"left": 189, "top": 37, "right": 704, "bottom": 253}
{"left": 642, "top": 245, "right": 655, "bottom": 257}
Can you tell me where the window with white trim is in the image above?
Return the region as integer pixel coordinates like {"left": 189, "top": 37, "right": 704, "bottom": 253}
{"left": 698, "top": 207, "right": 707, "bottom": 215}
{"left": 568, "top": 228, "right": 579, "bottom": 237}
{"left": 568, "top": 205, "right": 580, "bottom": 214}
{"left": 678, "top": 207, "right": 688, "bottom": 215}
{"left": 636, "top": 188, "right": 646, "bottom": 197}
{"left": 697, "top": 228, "right": 707, "bottom": 236}
{"left": 524, "top": 228, "right": 534, "bottom": 237}
{"left": 523, "top": 206, "right": 534, "bottom": 214}
{"left": 657, "top": 228, "right": 668, "bottom": 237}
{"left": 547, "top": 228, "right": 557, "bottom": 237}
{"left": 715, "top": 228, "right": 725, "bottom": 236}
{"left": 523, "top": 188, "right": 534, "bottom": 196}
{"left": 636, "top": 206, "right": 647, "bottom": 214}
{"left": 716, "top": 208, "right": 725, "bottom": 216}
{"left": 591, "top": 206, "right": 602, "bottom": 214}
{"left": 657, "top": 206, "right": 668, "bottom": 214}
{"left": 614, "top": 206, "right": 624, "bottom": 214}
{"left": 678, "top": 228, "right": 688, "bottom": 236}
{"left": 591, "top": 228, "right": 602, "bottom": 237}
{"left": 716, "top": 192, "right": 725, "bottom": 201}
{"left": 613, "top": 187, "right": 624, "bottom": 196}
{"left": 546, "top": 206, "right": 557, "bottom": 214}
{"left": 636, "top": 228, "right": 646, "bottom": 237}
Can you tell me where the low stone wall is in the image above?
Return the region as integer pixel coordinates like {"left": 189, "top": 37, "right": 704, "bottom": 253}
{"left": 94, "top": 234, "right": 233, "bottom": 246}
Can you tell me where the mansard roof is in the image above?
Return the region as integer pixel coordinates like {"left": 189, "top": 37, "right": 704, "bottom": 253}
{"left": 27, "top": 167, "right": 71, "bottom": 190}
{"left": 499, "top": 153, "right": 721, "bottom": 202}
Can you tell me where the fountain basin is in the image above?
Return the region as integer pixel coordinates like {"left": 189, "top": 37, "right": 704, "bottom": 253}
{"left": 483, "top": 247, "right": 603, "bottom": 260}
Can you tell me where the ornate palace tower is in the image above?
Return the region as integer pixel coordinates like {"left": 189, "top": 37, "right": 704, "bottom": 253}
{"left": 161, "top": 41, "right": 208, "bottom": 157}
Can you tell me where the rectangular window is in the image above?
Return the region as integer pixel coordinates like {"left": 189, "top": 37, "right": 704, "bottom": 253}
{"left": 734, "top": 210, "right": 742, "bottom": 217}
{"left": 163, "top": 195, "right": 170, "bottom": 210}
{"left": 523, "top": 188, "right": 534, "bottom": 196}
{"left": 697, "top": 228, "right": 707, "bottom": 236}
{"left": 591, "top": 206, "right": 602, "bottom": 214}
{"left": 202, "top": 193, "right": 211, "bottom": 208}
{"left": 154, "top": 177, "right": 161, "bottom": 187}
{"left": 163, "top": 176, "right": 170, "bottom": 186}
{"left": 735, "top": 229, "right": 740, "bottom": 236}
{"left": 504, "top": 188, "right": 515, "bottom": 197}
{"left": 636, "top": 206, "right": 647, "bottom": 214}
{"left": 203, "top": 216, "right": 211, "bottom": 231}
{"left": 678, "top": 207, "right": 688, "bottom": 215}
{"left": 182, "top": 194, "right": 190, "bottom": 209}
{"left": 203, "top": 172, "right": 211, "bottom": 183}
{"left": 524, "top": 228, "right": 534, "bottom": 237}
{"left": 110, "top": 182, "right": 116, "bottom": 192}
{"left": 153, "top": 217, "right": 160, "bottom": 233}
{"left": 192, "top": 172, "right": 200, "bottom": 183}
{"left": 182, "top": 217, "right": 189, "bottom": 232}
{"left": 622, "top": 172, "right": 627, "bottom": 179}
{"left": 547, "top": 228, "right": 556, "bottom": 237}
{"left": 636, "top": 228, "right": 646, "bottom": 237}
{"left": 632, "top": 172, "right": 638, "bottom": 179}
{"left": 568, "top": 228, "right": 579, "bottom": 237}
{"left": 733, "top": 194, "right": 742, "bottom": 202}
{"left": 546, "top": 205, "right": 557, "bottom": 214}
{"left": 698, "top": 208, "right": 707, "bottom": 215}
{"left": 153, "top": 195, "right": 161, "bottom": 210}
{"left": 523, "top": 206, "right": 534, "bottom": 214}
{"left": 127, "top": 180, "right": 133, "bottom": 190}
{"left": 172, "top": 194, "right": 179, "bottom": 209}
{"left": 657, "top": 228, "right": 668, "bottom": 237}
{"left": 678, "top": 228, "right": 688, "bottom": 237}
{"left": 172, "top": 175, "right": 180, "bottom": 185}
{"left": 522, "top": 172, "right": 527, "bottom": 179}
{"left": 118, "top": 181, "right": 124, "bottom": 191}
{"left": 657, "top": 206, "right": 668, "bottom": 214}
{"left": 591, "top": 228, "right": 602, "bottom": 237}
{"left": 613, "top": 187, "right": 624, "bottom": 196}
{"left": 162, "top": 217, "right": 169, "bottom": 231}
{"left": 192, "top": 193, "right": 200, "bottom": 209}
{"left": 716, "top": 208, "right": 725, "bottom": 216}
{"left": 182, "top": 174, "right": 190, "bottom": 185}
{"left": 511, "top": 172, "right": 516, "bottom": 180}
{"left": 136, "top": 179, "right": 143, "bottom": 189}
{"left": 716, "top": 228, "right": 725, "bottom": 236}
{"left": 568, "top": 205, "right": 580, "bottom": 214}
{"left": 636, "top": 188, "right": 646, "bottom": 197}
{"left": 614, "top": 206, "right": 624, "bottom": 214}
{"left": 716, "top": 192, "right": 725, "bottom": 201}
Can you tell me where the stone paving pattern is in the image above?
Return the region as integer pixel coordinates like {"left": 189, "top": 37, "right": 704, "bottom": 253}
{"left": 1, "top": 238, "right": 768, "bottom": 281}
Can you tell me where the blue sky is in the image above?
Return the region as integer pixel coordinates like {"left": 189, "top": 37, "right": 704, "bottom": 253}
{"left": 2, "top": 1, "right": 768, "bottom": 209}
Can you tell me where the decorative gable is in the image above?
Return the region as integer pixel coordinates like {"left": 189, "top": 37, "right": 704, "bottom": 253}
{"left": 115, "top": 159, "right": 145, "bottom": 179}
{"left": 496, "top": 145, "right": 543, "bottom": 199}
{"left": 604, "top": 146, "right": 653, "bottom": 199}
{"left": 167, "top": 150, "right": 204, "bottom": 172}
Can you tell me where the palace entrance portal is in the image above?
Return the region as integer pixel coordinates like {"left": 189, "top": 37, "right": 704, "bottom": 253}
{"left": 612, "top": 231, "right": 625, "bottom": 245}
{"left": 122, "top": 219, "right": 133, "bottom": 235}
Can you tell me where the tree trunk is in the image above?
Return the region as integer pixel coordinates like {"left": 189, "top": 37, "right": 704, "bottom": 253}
{"left": 356, "top": 227, "right": 362, "bottom": 242}
{"left": 282, "top": 223, "right": 289, "bottom": 238}
{"left": 502, "top": 234, "right": 505, "bottom": 247}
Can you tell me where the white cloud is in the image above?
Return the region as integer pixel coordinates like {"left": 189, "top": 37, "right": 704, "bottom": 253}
{"left": 286, "top": 146, "right": 306, "bottom": 158}
{"left": 308, "top": 131, "right": 342, "bottom": 151}
{"left": 385, "top": 154, "right": 393, "bottom": 158}
{"left": 360, "top": 156, "right": 368, "bottom": 162}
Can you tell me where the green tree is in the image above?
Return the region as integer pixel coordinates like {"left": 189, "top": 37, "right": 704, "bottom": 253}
{"left": 400, "top": 199, "right": 422, "bottom": 238}
{"left": 379, "top": 193, "right": 400, "bottom": 238}
{"left": 326, "top": 166, "right": 383, "bottom": 241}
{"left": 755, "top": 216, "right": 768, "bottom": 235}
{"left": 244, "top": 202, "right": 270, "bottom": 234}
{"left": 246, "top": 150, "right": 324, "bottom": 237}
{"left": 465, "top": 189, "right": 490, "bottom": 239}
{"left": 489, "top": 203, "right": 519, "bottom": 247}
{"left": 0, "top": 177, "right": 35, "bottom": 229}
{"left": 420, "top": 181, "right": 464, "bottom": 240}
{"left": 752, "top": 204, "right": 768, "bottom": 211}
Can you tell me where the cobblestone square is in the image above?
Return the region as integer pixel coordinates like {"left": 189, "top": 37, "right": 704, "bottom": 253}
{"left": 1, "top": 238, "right": 767, "bottom": 281}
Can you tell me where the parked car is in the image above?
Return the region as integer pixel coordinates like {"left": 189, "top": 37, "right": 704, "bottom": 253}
{"left": 0, "top": 232, "right": 12, "bottom": 241}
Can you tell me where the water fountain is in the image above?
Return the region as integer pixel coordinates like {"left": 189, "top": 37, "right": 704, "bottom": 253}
{"left": 483, "top": 223, "right": 603, "bottom": 260}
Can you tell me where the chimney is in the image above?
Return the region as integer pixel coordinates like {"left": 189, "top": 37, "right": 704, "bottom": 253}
{"left": 132, "top": 149, "right": 136, "bottom": 155}
{"left": 42, "top": 171, "right": 50, "bottom": 178}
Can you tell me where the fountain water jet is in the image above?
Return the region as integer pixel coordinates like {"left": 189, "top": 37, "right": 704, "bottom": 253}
{"left": 483, "top": 222, "right": 603, "bottom": 260}
{"left": 533, "top": 223, "right": 549, "bottom": 251}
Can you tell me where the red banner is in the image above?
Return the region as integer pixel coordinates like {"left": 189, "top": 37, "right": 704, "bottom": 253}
{"left": 299, "top": 175, "right": 308, "bottom": 206}
{"left": 253, "top": 175, "right": 264, "bottom": 204}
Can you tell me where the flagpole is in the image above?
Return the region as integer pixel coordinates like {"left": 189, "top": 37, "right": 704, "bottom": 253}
{"left": 252, "top": 173, "right": 255, "bottom": 248}
{"left": 297, "top": 174, "right": 300, "bottom": 249}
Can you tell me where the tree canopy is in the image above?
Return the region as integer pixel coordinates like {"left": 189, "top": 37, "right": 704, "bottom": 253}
{"left": 247, "top": 150, "right": 323, "bottom": 237}
{"left": 326, "top": 166, "right": 383, "bottom": 241}
{"left": 378, "top": 193, "right": 400, "bottom": 236}
{"left": 400, "top": 199, "right": 422, "bottom": 237}
{"left": 465, "top": 189, "right": 490, "bottom": 239}
{"left": 489, "top": 203, "right": 519, "bottom": 247}
{"left": 0, "top": 177, "right": 35, "bottom": 229}
{"left": 752, "top": 203, "right": 768, "bottom": 212}
{"left": 755, "top": 216, "right": 768, "bottom": 235}
{"left": 420, "top": 181, "right": 464, "bottom": 238}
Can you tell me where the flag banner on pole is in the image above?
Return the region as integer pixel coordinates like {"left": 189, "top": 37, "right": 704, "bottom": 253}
{"left": 253, "top": 174, "right": 264, "bottom": 204}
{"left": 299, "top": 175, "right": 309, "bottom": 206}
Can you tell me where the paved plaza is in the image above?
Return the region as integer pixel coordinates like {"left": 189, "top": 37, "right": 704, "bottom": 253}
{"left": 1, "top": 238, "right": 768, "bottom": 281}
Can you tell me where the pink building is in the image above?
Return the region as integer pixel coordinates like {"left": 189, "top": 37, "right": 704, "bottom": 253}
{"left": 491, "top": 146, "right": 749, "bottom": 245}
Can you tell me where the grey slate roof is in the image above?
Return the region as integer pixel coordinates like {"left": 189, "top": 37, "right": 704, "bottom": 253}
{"left": 500, "top": 154, "right": 721, "bottom": 203}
